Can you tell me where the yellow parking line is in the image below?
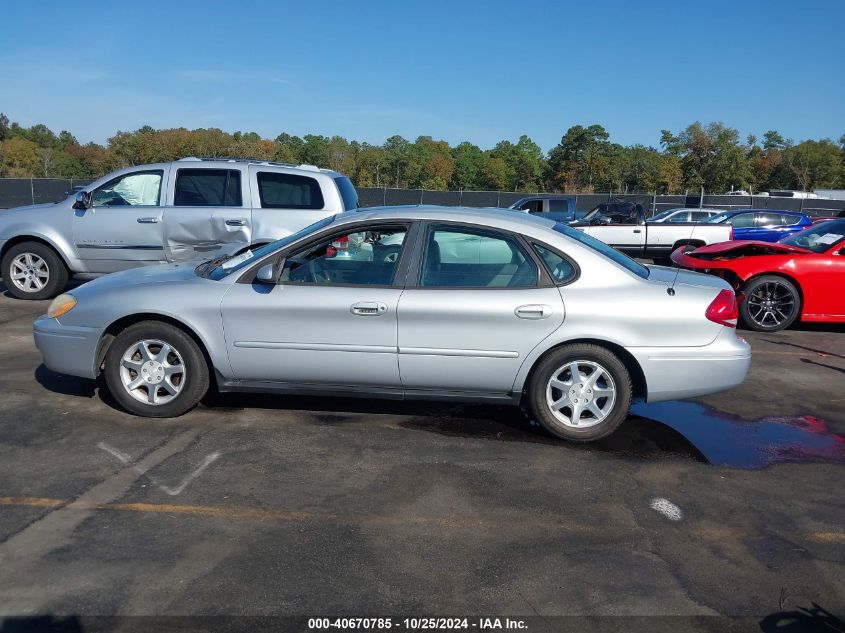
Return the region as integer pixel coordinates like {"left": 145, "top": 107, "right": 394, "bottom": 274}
{"left": 2, "top": 495, "right": 843, "bottom": 544}
{"left": 0, "top": 496, "right": 64, "bottom": 508}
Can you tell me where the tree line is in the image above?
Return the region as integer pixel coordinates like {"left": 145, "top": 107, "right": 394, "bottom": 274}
{"left": 0, "top": 113, "right": 842, "bottom": 194}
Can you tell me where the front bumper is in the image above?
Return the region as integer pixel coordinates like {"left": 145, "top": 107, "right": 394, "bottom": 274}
{"left": 627, "top": 328, "right": 752, "bottom": 402}
{"left": 33, "top": 316, "right": 103, "bottom": 379}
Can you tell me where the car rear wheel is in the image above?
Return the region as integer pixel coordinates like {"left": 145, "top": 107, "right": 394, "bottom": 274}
{"left": 527, "top": 344, "right": 632, "bottom": 442}
{"left": 1, "top": 241, "right": 69, "bottom": 300}
{"left": 104, "top": 321, "right": 209, "bottom": 417}
{"left": 740, "top": 275, "right": 800, "bottom": 332}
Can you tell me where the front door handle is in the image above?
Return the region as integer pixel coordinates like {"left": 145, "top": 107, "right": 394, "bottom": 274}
{"left": 137, "top": 217, "right": 160, "bottom": 224}
{"left": 515, "top": 304, "right": 552, "bottom": 319}
{"left": 226, "top": 219, "right": 248, "bottom": 227}
{"left": 351, "top": 301, "right": 388, "bottom": 316}
{"left": 633, "top": 229, "right": 642, "bottom": 233}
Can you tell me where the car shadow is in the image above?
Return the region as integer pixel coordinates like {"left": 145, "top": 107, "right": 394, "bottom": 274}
{"left": 35, "top": 365, "right": 845, "bottom": 470}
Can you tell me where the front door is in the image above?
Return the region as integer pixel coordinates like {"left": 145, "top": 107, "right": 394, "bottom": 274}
{"left": 397, "top": 223, "right": 565, "bottom": 395}
{"left": 72, "top": 169, "right": 167, "bottom": 272}
{"left": 220, "top": 223, "right": 411, "bottom": 390}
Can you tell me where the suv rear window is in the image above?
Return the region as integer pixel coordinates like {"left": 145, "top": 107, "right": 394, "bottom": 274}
{"left": 175, "top": 169, "right": 242, "bottom": 206}
{"left": 334, "top": 176, "right": 358, "bottom": 211}
{"left": 257, "top": 172, "right": 324, "bottom": 209}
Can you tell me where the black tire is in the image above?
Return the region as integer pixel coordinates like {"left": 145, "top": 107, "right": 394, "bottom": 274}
{"left": 104, "top": 321, "right": 209, "bottom": 417}
{"left": 739, "top": 275, "right": 801, "bottom": 332}
{"left": 1, "top": 241, "right": 69, "bottom": 300}
{"left": 527, "top": 344, "right": 632, "bottom": 442}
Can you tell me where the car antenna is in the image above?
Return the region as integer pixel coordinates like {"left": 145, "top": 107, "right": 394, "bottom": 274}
{"left": 667, "top": 189, "right": 704, "bottom": 296}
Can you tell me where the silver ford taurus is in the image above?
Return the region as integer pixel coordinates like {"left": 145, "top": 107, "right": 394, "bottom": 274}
{"left": 34, "top": 206, "right": 751, "bottom": 442}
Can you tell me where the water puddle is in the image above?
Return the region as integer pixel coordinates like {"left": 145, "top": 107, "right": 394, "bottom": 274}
{"left": 630, "top": 401, "right": 845, "bottom": 469}
{"left": 399, "top": 401, "right": 845, "bottom": 470}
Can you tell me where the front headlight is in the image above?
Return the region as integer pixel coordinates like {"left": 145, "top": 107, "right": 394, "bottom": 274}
{"left": 46, "top": 294, "right": 77, "bottom": 319}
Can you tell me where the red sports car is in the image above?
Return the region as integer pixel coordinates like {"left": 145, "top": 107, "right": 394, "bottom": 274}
{"left": 671, "top": 219, "right": 845, "bottom": 332}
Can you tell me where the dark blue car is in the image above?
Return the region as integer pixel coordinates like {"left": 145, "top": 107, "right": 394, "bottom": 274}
{"left": 703, "top": 209, "right": 812, "bottom": 242}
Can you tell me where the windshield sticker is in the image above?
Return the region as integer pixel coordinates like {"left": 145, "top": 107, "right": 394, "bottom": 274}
{"left": 221, "top": 249, "right": 254, "bottom": 269}
{"left": 816, "top": 233, "right": 844, "bottom": 245}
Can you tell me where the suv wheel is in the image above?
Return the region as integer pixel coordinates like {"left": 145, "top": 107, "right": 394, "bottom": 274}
{"left": 2, "top": 242, "right": 69, "bottom": 300}
{"left": 104, "top": 321, "right": 209, "bottom": 417}
{"left": 527, "top": 344, "right": 632, "bottom": 442}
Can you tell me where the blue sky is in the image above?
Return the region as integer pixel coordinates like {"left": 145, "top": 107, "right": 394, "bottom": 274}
{"left": 1, "top": 0, "right": 842, "bottom": 151}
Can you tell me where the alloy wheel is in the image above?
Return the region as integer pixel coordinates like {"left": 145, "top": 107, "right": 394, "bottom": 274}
{"left": 119, "top": 339, "right": 186, "bottom": 406}
{"left": 545, "top": 360, "right": 617, "bottom": 428}
{"left": 9, "top": 253, "right": 50, "bottom": 293}
{"left": 746, "top": 281, "right": 796, "bottom": 329}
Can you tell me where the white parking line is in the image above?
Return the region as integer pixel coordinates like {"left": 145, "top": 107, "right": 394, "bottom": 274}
{"left": 97, "top": 441, "right": 219, "bottom": 496}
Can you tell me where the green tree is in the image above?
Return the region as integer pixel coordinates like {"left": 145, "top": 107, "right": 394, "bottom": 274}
{"left": 451, "top": 142, "right": 485, "bottom": 190}
{"left": 0, "top": 137, "right": 41, "bottom": 176}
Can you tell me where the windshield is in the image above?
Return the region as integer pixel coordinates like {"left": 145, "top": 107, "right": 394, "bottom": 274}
{"left": 649, "top": 209, "right": 681, "bottom": 221}
{"left": 703, "top": 212, "right": 732, "bottom": 224}
{"left": 553, "top": 223, "right": 649, "bottom": 279}
{"left": 201, "top": 216, "right": 336, "bottom": 280}
{"left": 779, "top": 220, "right": 845, "bottom": 253}
{"left": 581, "top": 206, "right": 639, "bottom": 225}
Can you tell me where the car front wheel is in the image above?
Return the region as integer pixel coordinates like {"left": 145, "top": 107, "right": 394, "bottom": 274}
{"left": 527, "top": 344, "right": 632, "bottom": 442}
{"left": 739, "top": 275, "right": 800, "bottom": 332}
{"left": 104, "top": 321, "right": 210, "bottom": 417}
{"left": 1, "top": 241, "right": 69, "bottom": 300}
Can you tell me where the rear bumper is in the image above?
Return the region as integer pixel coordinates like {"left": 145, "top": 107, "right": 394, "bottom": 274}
{"left": 627, "top": 329, "right": 751, "bottom": 402}
{"left": 33, "top": 317, "right": 102, "bottom": 379}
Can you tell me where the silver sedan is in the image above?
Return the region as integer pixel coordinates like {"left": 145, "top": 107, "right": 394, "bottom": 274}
{"left": 34, "top": 206, "right": 751, "bottom": 442}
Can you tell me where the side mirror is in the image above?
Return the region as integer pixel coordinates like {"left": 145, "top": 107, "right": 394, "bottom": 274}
{"left": 255, "top": 263, "right": 276, "bottom": 284}
{"left": 73, "top": 191, "right": 92, "bottom": 210}
{"left": 255, "top": 258, "right": 286, "bottom": 284}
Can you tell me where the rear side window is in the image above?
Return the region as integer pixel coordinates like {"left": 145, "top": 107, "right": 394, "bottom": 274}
{"left": 532, "top": 243, "right": 577, "bottom": 284}
{"left": 668, "top": 212, "right": 690, "bottom": 222}
{"left": 258, "top": 172, "right": 324, "bottom": 209}
{"left": 420, "top": 225, "right": 538, "bottom": 288}
{"left": 548, "top": 199, "right": 569, "bottom": 213}
{"left": 334, "top": 176, "right": 358, "bottom": 210}
{"left": 175, "top": 169, "right": 242, "bottom": 206}
{"left": 729, "top": 213, "right": 755, "bottom": 228}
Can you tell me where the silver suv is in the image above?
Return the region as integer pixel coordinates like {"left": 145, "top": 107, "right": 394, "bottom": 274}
{"left": 0, "top": 157, "right": 357, "bottom": 299}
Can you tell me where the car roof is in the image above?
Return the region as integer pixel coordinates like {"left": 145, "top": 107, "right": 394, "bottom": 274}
{"left": 341, "top": 205, "right": 557, "bottom": 232}
{"left": 723, "top": 209, "right": 805, "bottom": 216}
{"left": 512, "top": 194, "right": 574, "bottom": 200}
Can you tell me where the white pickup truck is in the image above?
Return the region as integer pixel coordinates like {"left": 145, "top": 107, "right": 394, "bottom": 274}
{"left": 569, "top": 201, "right": 732, "bottom": 261}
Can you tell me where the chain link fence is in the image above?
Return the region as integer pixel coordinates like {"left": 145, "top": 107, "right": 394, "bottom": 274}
{"left": 1, "top": 178, "right": 843, "bottom": 217}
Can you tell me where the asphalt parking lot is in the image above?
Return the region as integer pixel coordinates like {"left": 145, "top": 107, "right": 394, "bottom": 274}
{"left": 0, "top": 286, "right": 843, "bottom": 629}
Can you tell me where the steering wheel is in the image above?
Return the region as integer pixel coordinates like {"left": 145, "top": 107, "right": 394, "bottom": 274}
{"left": 307, "top": 258, "right": 331, "bottom": 284}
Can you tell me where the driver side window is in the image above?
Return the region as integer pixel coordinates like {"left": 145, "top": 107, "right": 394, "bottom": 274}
{"left": 282, "top": 226, "right": 407, "bottom": 286}
{"left": 91, "top": 170, "right": 163, "bottom": 207}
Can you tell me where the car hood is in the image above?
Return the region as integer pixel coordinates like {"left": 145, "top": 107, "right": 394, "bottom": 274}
{"left": 0, "top": 202, "right": 62, "bottom": 219}
{"left": 683, "top": 240, "right": 811, "bottom": 259}
{"left": 69, "top": 262, "right": 211, "bottom": 297}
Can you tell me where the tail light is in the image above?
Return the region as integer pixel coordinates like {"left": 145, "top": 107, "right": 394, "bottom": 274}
{"left": 729, "top": 226, "right": 734, "bottom": 240}
{"left": 332, "top": 235, "right": 350, "bottom": 250}
{"left": 705, "top": 289, "right": 738, "bottom": 328}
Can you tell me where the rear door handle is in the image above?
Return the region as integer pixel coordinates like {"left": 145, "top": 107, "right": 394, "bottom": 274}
{"left": 633, "top": 229, "right": 642, "bottom": 233}
{"left": 226, "top": 219, "right": 248, "bottom": 226}
{"left": 137, "top": 217, "right": 160, "bottom": 224}
{"left": 351, "top": 301, "right": 388, "bottom": 316}
{"left": 515, "top": 304, "right": 552, "bottom": 319}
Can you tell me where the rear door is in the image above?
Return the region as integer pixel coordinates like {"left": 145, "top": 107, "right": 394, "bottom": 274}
{"left": 249, "top": 166, "right": 338, "bottom": 243}
{"left": 397, "top": 223, "right": 564, "bottom": 395}
{"left": 73, "top": 168, "right": 167, "bottom": 272}
{"left": 162, "top": 165, "right": 251, "bottom": 262}
{"left": 584, "top": 219, "right": 645, "bottom": 256}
